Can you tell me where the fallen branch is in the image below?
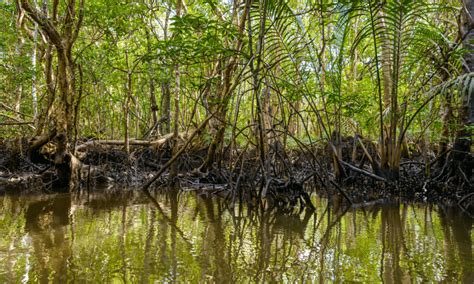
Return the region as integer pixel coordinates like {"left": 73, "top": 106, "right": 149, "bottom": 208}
{"left": 357, "top": 137, "right": 374, "bottom": 164}
{"left": 0, "top": 113, "right": 35, "bottom": 129}
{"left": 0, "top": 121, "right": 34, "bottom": 126}
{"left": 75, "top": 139, "right": 154, "bottom": 151}
{"left": 340, "top": 160, "right": 387, "bottom": 182}
{"left": 75, "top": 133, "right": 190, "bottom": 151}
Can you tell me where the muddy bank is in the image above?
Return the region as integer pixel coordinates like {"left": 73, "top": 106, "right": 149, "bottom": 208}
{"left": 0, "top": 137, "right": 472, "bottom": 213}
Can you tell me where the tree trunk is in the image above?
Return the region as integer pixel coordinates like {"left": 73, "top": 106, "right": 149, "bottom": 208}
{"left": 31, "top": 0, "right": 38, "bottom": 119}
{"left": 450, "top": 0, "right": 473, "bottom": 172}
{"left": 36, "top": 44, "right": 55, "bottom": 136}
{"left": 200, "top": 0, "right": 251, "bottom": 171}
{"left": 160, "top": 82, "right": 171, "bottom": 134}
{"left": 124, "top": 70, "right": 132, "bottom": 154}
{"left": 20, "top": 0, "right": 84, "bottom": 189}
{"left": 170, "top": 0, "right": 183, "bottom": 178}
{"left": 146, "top": 30, "right": 159, "bottom": 136}
{"left": 438, "top": 71, "right": 453, "bottom": 167}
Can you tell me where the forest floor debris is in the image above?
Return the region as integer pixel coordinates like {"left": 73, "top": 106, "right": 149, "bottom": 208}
{"left": 0, "top": 138, "right": 472, "bottom": 213}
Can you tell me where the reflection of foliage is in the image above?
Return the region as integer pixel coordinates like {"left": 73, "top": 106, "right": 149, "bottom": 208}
{"left": 0, "top": 194, "right": 470, "bottom": 282}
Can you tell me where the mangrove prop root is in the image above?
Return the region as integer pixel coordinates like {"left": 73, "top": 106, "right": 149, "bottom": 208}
{"left": 141, "top": 114, "right": 214, "bottom": 191}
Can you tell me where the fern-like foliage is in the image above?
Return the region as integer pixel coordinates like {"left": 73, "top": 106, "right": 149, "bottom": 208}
{"left": 348, "top": 0, "right": 467, "bottom": 134}
{"left": 402, "top": 72, "right": 474, "bottom": 139}
{"left": 257, "top": 1, "right": 308, "bottom": 95}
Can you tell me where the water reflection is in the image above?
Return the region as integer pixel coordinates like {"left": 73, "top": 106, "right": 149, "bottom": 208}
{"left": 0, "top": 191, "right": 472, "bottom": 282}
{"left": 24, "top": 195, "right": 71, "bottom": 283}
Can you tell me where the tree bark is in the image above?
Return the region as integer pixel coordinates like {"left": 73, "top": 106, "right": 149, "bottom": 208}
{"left": 170, "top": 0, "right": 184, "bottom": 178}
{"left": 200, "top": 0, "right": 251, "bottom": 171}
{"left": 453, "top": 0, "right": 473, "bottom": 160}
{"left": 19, "top": 0, "right": 84, "bottom": 189}
{"left": 160, "top": 82, "right": 171, "bottom": 134}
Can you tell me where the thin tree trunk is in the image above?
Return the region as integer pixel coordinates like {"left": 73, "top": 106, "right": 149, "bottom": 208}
{"left": 438, "top": 71, "right": 453, "bottom": 166}
{"left": 170, "top": 0, "right": 183, "bottom": 178}
{"left": 14, "top": 37, "right": 25, "bottom": 115}
{"left": 452, "top": 0, "right": 473, "bottom": 164}
{"left": 160, "top": 82, "right": 171, "bottom": 134}
{"left": 31, "top": 0, "right": 38, "bottom": 119}
{"left": 124, "top": 68, "right": 132, "bottom": 154}
{"left": 249, "top": 0, "right": 268, "bottom": 182}
{"left": 146, "top": 30, "right": 159, "bottom": 136}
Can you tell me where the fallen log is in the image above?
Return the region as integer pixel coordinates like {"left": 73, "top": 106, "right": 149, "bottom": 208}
{"left": 75, "top": 132, "right": 190, "bottom": 152}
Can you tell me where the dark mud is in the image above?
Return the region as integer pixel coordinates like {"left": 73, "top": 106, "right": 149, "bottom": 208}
{"left": 0, "top": 138, "right": 472, "bottom": 214}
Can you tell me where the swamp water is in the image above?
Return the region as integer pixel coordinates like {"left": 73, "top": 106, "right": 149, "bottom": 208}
{"left": 0, "top": 190, "right": 472, "bottom": 283}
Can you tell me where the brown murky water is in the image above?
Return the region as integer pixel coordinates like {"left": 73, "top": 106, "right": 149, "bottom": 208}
{"left": 0, "top": 190, "right": 472, "bottom": 283}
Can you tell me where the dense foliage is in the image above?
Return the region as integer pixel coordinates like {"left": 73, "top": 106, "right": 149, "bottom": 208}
{"left": 0, "top": 0, "right": 472, "bottom": 184}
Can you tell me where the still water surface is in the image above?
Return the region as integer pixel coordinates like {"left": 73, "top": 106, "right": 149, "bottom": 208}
{"left": 0, "top": 190, "right": 472, "bottom": 283}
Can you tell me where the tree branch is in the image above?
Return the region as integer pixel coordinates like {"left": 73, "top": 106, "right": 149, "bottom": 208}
{"left": 20, "top": 0, "right": 63, "bottom": 48}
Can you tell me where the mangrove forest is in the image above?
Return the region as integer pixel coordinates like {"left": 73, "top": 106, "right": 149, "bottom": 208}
{"left": 0, "top": 0, "right": 473, "bottom": 282}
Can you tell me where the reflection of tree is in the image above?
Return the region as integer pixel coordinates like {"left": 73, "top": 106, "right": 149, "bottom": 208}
{"left": 119, "top": 205, "right": 127, "bottom": 283}
{"left": 254, "top": 211, "right": 272, "bottom": 282}
{"left": 141, "top": 207, "right": 155, "bottom": 283}
{"left": 5, "top": 192, "right": 470, "bottom": 282}
{"left": 380, "top": 205, "right": 407, "bottom": 283}
{"left": 438, "top": 206, "right": 473, "bottom": 283}
{"left": 1, "top": 195, "right": 24, "bottom": 281}
{"left": 202, "top": 197, "right": 232, "bottom": 282}
{"left": 318, "top": 198, "right": 349, "bottom": 282}
{"left": 24, "top": 194, "right": 71, "bottom": 283}
{"left": 251, "top": 205, "right": 314, "bottom": 282}
{"left": 169, "top": 191, "right": 178, "bottom": 282}
{"left": 141, "top": 190, "right": 193, "bottom": 281}
{"left": 228, "top": 203, "right": 251, "bottom": 282}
